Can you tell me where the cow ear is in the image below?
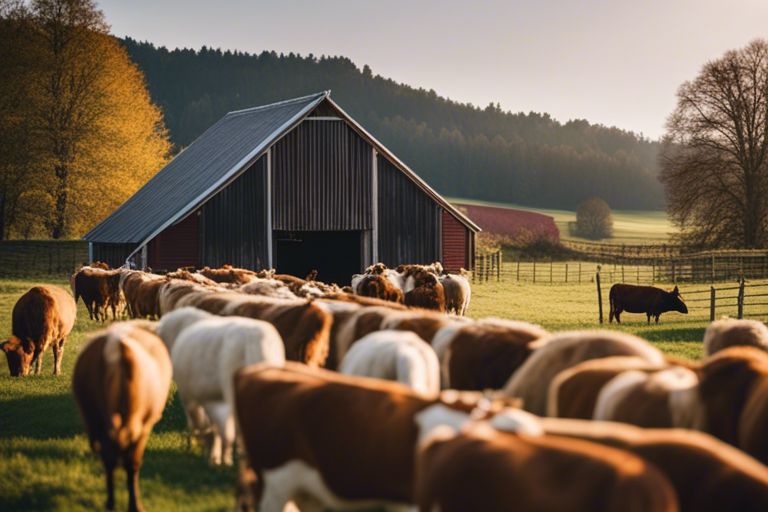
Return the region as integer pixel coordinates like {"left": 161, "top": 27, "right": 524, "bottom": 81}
{"left": 673, "top": 286, "right": 679, "bottom": 294}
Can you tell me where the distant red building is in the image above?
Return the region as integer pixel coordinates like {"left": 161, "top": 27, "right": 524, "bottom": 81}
{"left": 454, "top": 204, "right": 559, "bottom": 242}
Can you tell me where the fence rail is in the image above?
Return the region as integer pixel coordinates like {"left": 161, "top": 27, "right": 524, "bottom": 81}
{"left": 0, "top": 240, "right": 88, "bottom": 277}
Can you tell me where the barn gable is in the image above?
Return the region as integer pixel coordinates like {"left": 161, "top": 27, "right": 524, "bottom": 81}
{"left": 85, "top": 91, "right": 479, "bottom": 275}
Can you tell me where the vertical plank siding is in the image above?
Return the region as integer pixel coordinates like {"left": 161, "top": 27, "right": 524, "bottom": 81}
{"left": 442, "top": 210, "right": 470, "bottom": 271}
{"left": 147, "top": 213, "right": 200, "bottom": 271}
{"left": 91, "top": 243, "right": 138, "bottom": 269}
{"left": 272, "top": 120, "right": 373, "bottom": 231}
{"left": 200, "top": 155, "right": 269, "bottom": 269}
{"left": 377, "top": 156, "right": 440, "bottom": 266}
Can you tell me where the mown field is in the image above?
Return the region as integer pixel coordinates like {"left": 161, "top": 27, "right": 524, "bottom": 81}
{"left": 0, "top": 274, "right": 713, "bottom": 511}
{"left": 449, "top": 197, "right": 675, "bottom": 243}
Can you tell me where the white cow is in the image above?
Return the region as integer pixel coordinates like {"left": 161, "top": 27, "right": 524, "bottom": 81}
{"left": 340, "top": 330, "right": 440, "bottom": 396}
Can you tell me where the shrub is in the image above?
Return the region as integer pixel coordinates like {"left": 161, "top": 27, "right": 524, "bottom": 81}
{"left": 575, "top": 197, "right": 613, "bottom": 240}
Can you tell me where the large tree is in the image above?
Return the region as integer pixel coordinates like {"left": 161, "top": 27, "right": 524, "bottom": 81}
{"left": 660, "top": 40, "right": 768, "bottom": 249}
{"left": 0, "top": 0, "right": 170, "bottom": 239}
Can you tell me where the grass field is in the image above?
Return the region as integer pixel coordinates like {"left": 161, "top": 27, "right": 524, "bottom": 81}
{"left": 449, "top": 197, "right": 676, "bottom": 244}
{"left": 0, "top": 274, "right": 711, "bottom": 510}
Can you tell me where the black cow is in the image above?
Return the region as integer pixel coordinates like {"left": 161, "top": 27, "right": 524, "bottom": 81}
{"left": 609, "top": 283, "right": 688, "bottom": 324}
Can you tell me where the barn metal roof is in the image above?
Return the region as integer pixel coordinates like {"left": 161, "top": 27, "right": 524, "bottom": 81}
{"left": 85, "top": 90, "right": 479, "bottom": 245}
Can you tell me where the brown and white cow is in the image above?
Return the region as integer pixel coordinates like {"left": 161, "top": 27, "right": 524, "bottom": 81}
{"left": 433, "top": 318, "right": 548, "bottom": 390}
{"left": 198, "top": 264, "right": 257, "bottom": 285}
{"left": 72, "top": 322, "right": 172, "bottom": 512}
{"left": 502, "top": 330, "right": 666, "bottom": 415}
{"left": 703, "top": 318, "right": 768, "bottom": 356}
{"left": 2, "top": 285, "right": 76, "bottom": 376}
{"left": 233, "top": 362, "right": 509, "bottom": 511}
{"left": 539, "top": 418, "right": 768, "bottom": 512}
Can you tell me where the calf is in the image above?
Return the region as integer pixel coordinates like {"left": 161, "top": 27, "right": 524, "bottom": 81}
{"left": 539, "top": 418, "right": 768, "bottom": 512}
{"left": 703, "top": 318, "right": 768, "bottom": 356}
{"left": 414, "top": 405, "right": 677, "bottom": 512}
{"left": 609, "top": 284, "right": 688, "bottom": 324}
{"left": 503, "top": 330, "right": 666, "bottom": 415}
{"left": 172, "top": 315, "right": 285, "bottom": 465}
{"left": 433, "top": 319, "right": 548, "bottom": 390}
{"left": 2, "top": 285, "right": 76, "bottom": 376}
{"left": 340, "top": 330, "right": 440, "bottom": 396}
{"left": 72, "top": 322, "right": 172, "bottom": 512}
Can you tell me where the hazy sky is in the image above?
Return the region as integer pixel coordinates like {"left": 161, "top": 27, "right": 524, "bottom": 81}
{"left": 99, "top": 0, "right": 768, "bottom": 139}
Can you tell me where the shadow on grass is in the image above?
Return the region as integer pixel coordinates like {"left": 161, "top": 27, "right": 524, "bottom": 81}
{"left": 0, "top": 392, "right": 82, "bottom": 439}
{"left": 634, "top": 326, "right": 706, "bottom": 343}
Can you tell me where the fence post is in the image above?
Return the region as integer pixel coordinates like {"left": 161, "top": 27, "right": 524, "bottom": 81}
{"left": 516, "top": 259, "right": 520, "bottom": 282}
{"left": 636, "top": 265, "right": 640, "bottom": 284}
{"left": 710, "top": 286, "right": 716, "bottom": 322}
{"left": 596, "top": 266, "right": 603, "bottom": 324}
{"left": 712, "top": 255, "right": 716, "bottom": 283}
{"left": 550, "top": 261, "right": 553, "bottom": 283}
{"left": 621, "top": 265, "right": 625, "bottom": 283}
{"left": 738, "top": 277, "right": 745, "bottom": 319}
{"left": 672, "top": 261, "right": 677, "bottom": 284}
{"left": 533, "top": 258, "right": 536, "bottom": 283}
{"left": 652, "top": 260, "right": 655, "bottom": 284}
{"left": 565, "top": 263, "right": 569, "bottom": 283}
{"left": 497, "top": 251, "right": 502, "bottom": 282}
{"left": 578, "top": 262, "right": 582, "bottom": 283}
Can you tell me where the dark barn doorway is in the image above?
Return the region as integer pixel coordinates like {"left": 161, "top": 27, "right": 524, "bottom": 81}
{"left": 273, "top": 230, "right": 362, "bottom": 285}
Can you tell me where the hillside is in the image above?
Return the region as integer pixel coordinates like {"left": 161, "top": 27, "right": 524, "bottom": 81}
{"left": 122, "top": 38, "right": 665, "bottom": 210}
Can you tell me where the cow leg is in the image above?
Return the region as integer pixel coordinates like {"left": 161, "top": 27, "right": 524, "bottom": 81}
{"left": 34, "top": 349, "right": 43, "bottom": 375}
{"left": 52, "top": 339, "right": 64, "bottom": 375}
{"left": 125, "top": 436, "right": 149, "bottom": 512}
{"left": 655, "top": 314, "right": 660, "bottom": 324}
{"left": 647, "top": 313, "right": 651, "bottom": 324}
{"left": 614, "top": 310, "right": 621, "bottom": 324}
{"left": 103, "top": 449, "right": 117, "bottom": 511}
{"left": 204, "top": 402, "right": 232, "bottom": 465}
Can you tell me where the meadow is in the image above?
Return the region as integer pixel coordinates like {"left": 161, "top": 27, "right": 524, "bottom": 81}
{"left": 0, "top": 274, "right": 714, "bottom": 510}
{"left": 449, "top": 197, "right": 675, "bottom": 243}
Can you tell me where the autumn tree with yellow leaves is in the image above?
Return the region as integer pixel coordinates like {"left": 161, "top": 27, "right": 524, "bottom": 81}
{"left": 0, "top": 0, "right": 169, "bottom": 239}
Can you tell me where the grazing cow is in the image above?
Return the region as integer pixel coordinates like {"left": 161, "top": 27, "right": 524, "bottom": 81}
{"left": 1, "top": 285, "right": 76, "bottom": 376}
{"left": 547, "top": 356, "right": 666, "bottom": 419}
{"left": 539, "top": 418, "right": 768, "bottom": 512}
{"left": 609, "top": 284, "right": 688, "bottom": 324}
{"left": 356, "top": 274, "right": 404, "bottom": 303}
{"left": 503, "top": 330, "right": 666, "bottom": 415}
{"left": 72, "top": 322, "right": 172, "bottom": 512}
{"left": 439, "top": 273, "right": 471, "bottom": 316}
{"left": 233, "top": 363, "right": 513, "bottom": 511}
{"left": 340, "top": 330, "right": 440, "bottom": 396}
{"left": 404, "top": 271, "right": 445, "bottom": 312}
{"left": 413, "top": 405, "right": 678, "bottom": 512}
{"left": 703, "top": 318, "right": 768, "bottom": 356}
{"left": 172, "top": 315, "right": 285, "bottom": 466}
{"left": 432, "top": 319, "right": 548, "bottom": 390}
{"left": 222, "top": 297, "right": 332, "bottom": 367}
{"left": 593, "top": 366, "right": 703, "bottom": 429}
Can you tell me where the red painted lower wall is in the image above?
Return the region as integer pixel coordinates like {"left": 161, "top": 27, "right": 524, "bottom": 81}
{"left": 148, "top": 212, "right": 200, "bottom": 270}
{"left": 442, "top": 210, "right": 469, "bottom": 271}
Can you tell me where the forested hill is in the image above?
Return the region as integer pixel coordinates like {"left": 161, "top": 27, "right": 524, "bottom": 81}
{"left": 122, "top": 38, "right": 665, "bottom": 210}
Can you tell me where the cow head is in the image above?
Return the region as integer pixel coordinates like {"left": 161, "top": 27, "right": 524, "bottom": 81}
{"left": 665, "top": 286, "right": 688, "bottom": 314}
{"left": 1, "top": 336, "right": 33, "bottom": 376}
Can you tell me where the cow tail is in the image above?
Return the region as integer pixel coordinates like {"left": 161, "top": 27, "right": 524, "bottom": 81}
{"left": 608, "top": 286, "right": 615, "bottom": 323}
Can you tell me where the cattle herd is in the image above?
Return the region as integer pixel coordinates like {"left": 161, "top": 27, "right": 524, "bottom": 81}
{"left": 2, "top": 260, "right": 768, "bottom": 511}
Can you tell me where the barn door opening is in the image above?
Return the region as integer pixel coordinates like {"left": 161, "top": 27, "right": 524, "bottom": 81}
{"left": 273, "top": 230, "right": 362, "bottom": 285}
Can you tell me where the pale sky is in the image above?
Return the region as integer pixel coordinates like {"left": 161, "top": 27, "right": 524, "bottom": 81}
{"left": 99, "top": 0, "right": 768, "bottom": 139}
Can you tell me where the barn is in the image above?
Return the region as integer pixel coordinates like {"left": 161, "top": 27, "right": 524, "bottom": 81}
{"left": 84, "top": 91, "right": 479, "bottom": 284}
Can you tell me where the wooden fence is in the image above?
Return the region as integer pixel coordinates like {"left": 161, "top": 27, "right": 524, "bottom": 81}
{"left": 0, "top": 240, "right": 88, "bottom": 277}
{"left": 474, "top": 250, "right": 768, "bottom": 284}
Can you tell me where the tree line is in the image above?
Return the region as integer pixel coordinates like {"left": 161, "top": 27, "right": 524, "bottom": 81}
{"left": 0, "top": 0, "right": 169, "bottom": 240}
{"left": 122, "top": 38, "right": 665, "bottom": 211}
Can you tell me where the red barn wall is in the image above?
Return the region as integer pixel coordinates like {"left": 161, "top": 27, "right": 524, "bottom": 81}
{"left": 442, "top": 210, "right": 469, "bottom": 271}
{"left": 148, "top": 212, "right": 200, "bottom": 270}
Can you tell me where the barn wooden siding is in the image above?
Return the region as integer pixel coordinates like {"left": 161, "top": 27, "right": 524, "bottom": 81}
{"left": 272, "top": 120, "right": 373, "bottom": 231}
{"left": 147, "top": 212, "right": 200, "bottom": 270}
{"left": 91, "top": 243, "right": 138, "bottom": 269}
{"left": 442, "top": 210, "right": 469, "bottom": 271}
{"left": 200, "top": 156, "right": 269, "bottom": 269}
{"left": 377, "top": 156, "right": 440, "bottom": 266}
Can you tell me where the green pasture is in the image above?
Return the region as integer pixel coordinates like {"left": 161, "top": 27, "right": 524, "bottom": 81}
{"left": 449, "top": 197, "right": 676, "bottom": 243}
{"left": 0, "top": 274, "right": 723, "bottom": 510}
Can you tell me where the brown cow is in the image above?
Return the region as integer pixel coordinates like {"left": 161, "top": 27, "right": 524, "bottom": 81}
{"left": 73, "top": 322, "right": 172, "bottom": 512}
{"left": 1, "top": 285, "right": 76, "bottom": 376}
{"left": 540, "top": 418, "right": 768, "bottom": 512}
{"left": 414, "top": 419, "right": 678, "bottom": 512}
{"left": 404, "top": 271, "right": 445, "bottom": 312}
{"left": 433, "top": 319, "right": 548, "bottom": 390}
{"left": 703, "top": 318, "right": 768, "bottom": 356}
{"left": 73, "top": 267, "right": 120, "bottom": 321}
{"left": 609, "top": 284, "right": 688, "bottom": 324}
{"left": 233, "top": 363, "right": 509, "bottom": 511}
{"left": 548, "top": 356, "right": 667, "bottom": 418}
{"left": 120, "top": 271, "right": 165, "bottom": 319}
{"left": 223, "top": 297, "right": 332, "bottom": 367}
{"left": 356, "top": 274, "right": 404, "bottom": 303}
{"left": 197, "top": 264, "right": 257, "bottom": 285}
